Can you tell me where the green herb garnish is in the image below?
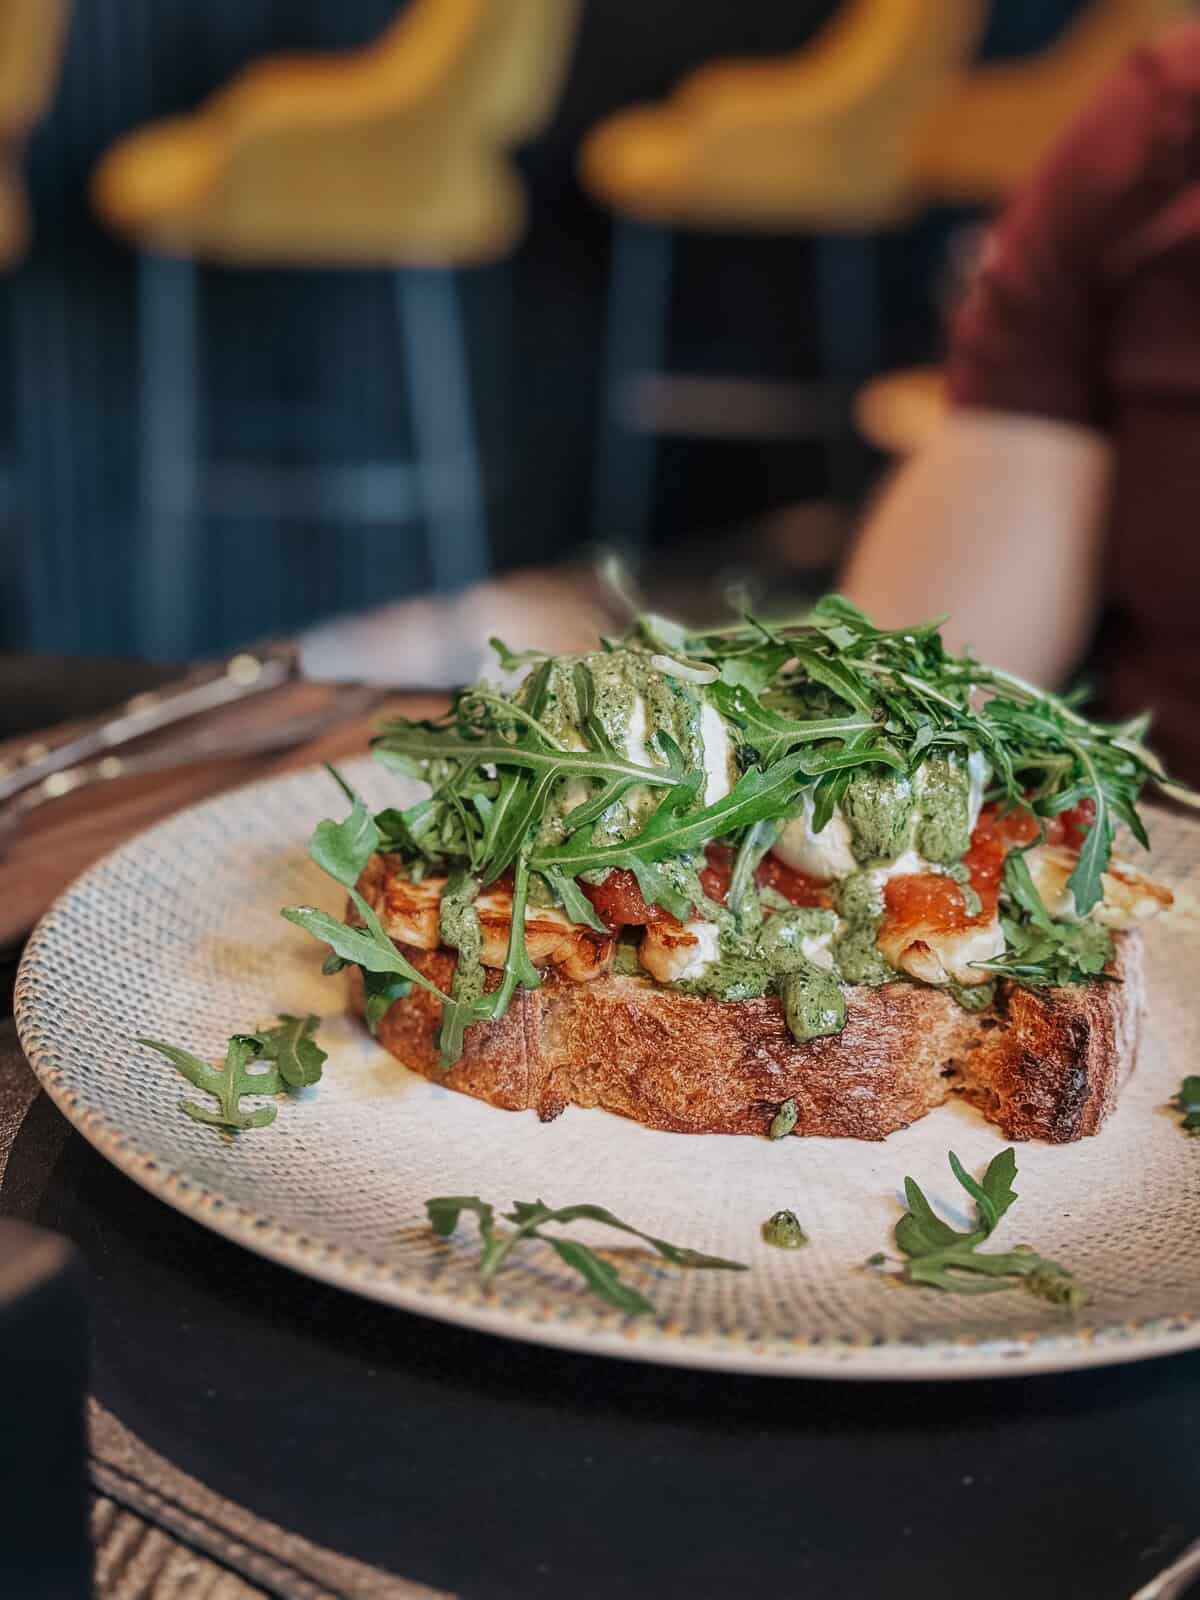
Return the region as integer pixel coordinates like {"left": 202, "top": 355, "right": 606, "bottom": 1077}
{"left": 1172, "top": 1076, "right": 1200, "bottom": 1134}
{"left": 427, "top": 1196, "right": 746, "bottom": 1316}
{"left": 138, "top": 1014, "right": 327, "bottom": 1130}
{"left": 761, "top": 1210, "right": 808, "bottom": 1249}
{"left": 283, "top": 599, "right": 1190, "bottom": 1065}
{"left": 880, "top": 1148, "right": 1086, "bottom": 1308}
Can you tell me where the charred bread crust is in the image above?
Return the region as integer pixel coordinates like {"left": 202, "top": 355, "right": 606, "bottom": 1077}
{"left": 347, "top": 931, "right": 1144, "bottom": 1143}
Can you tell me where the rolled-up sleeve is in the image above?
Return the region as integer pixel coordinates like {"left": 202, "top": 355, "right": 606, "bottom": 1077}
{"left": 947, "top": 32, "right": 1200, "bottom": 428}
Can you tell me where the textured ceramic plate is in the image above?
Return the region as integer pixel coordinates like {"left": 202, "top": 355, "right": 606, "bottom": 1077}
{"left": 15, "top": 760, "right": 1200, "bottom": 1379}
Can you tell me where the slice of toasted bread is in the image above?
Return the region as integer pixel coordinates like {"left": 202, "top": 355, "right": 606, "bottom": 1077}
{"left": 348, "top": 931, "right": 1143, "bottom": 1143}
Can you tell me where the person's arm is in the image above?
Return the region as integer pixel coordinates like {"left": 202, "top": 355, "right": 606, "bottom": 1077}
{"left": 841, "top": 410, "right": 1112, "bottom": 684}
{"left": 842, "top": 32, "right": 1195, "bottom": 684}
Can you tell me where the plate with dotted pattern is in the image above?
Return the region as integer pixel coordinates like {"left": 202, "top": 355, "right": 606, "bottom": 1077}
{"left": 15, "top": 760, "right": 1200, "bottom": 1379}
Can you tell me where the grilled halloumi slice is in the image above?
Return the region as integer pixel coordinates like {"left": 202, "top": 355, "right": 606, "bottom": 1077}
{"left": 1024, "top": 845, "right": 1174, "bottom": 929}
{"left": 638, "top": 918, "right": 721, "bottom": 984}
{"left": 475, "top": 888, "right": 615, "bottom": 980}
{"left": 354, "top": 858, "right": 615, "bottom": 981}
{"left": 877, "top": 916, "right": 1006, "bottom": 987}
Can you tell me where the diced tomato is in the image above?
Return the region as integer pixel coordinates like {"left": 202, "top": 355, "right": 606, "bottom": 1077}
{"left": 581, "top": 868, "right": 673, "bottom": 929}
{"left": 698, "top": 845, "right": 734, "bottom": 904}
{"left": 752, "top": 852, "right": 835, "bottom": 909}
{"left": 882, "top": 800, "right": 1040, "bottom": 935}
{"left": 1045, "top": 797, "right": 1096, "bottom": 850}
{"left": 581, "top": 841, "right": 832, "bottom": 928}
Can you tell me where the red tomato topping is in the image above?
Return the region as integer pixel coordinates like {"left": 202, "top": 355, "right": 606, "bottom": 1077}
{"left": 581, "top": 842, "right": 833, "bottom": 928}
{"left": 698, "top": 845, "right": 734, "bottom": 904}
{"left": 1044, "top": 797, "right": 1096, "bottom": 850}
{"left": 881, "top": 800, "right": 1041, "bottom": 935}
{"left": 753, "top": 852, "right": 835, "bottom": 909}
{"left": 581, "top": 868, "right": 673, "bottom": 929}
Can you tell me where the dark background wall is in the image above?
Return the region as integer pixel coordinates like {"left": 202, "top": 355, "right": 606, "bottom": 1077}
{"left": 3, "top": 0, "right": 1079, "bottom": 659}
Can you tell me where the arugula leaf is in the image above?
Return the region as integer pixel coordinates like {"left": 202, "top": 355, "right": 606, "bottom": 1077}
{"left": 1172, "top": 1076, "right": 1200, "bottom": 1134}
{"left": 310, "top": 798, "right": 381, "bottom": 890}
{"left": 972, "top": 913, "right": 1114, "bottom": 988}
{"left": 139, "top": 1034, "right": 284, "bottom": 1130}
{"left": 947, "top": 1146, "right": 1017, "bottom": 1236}
{"left": 281, "top": 903, "right": 451, "bottom": 1003}
{"left": 427, "top": 1194, "right": 496, "bottom": 1246}
{"left": 542, "top": 867, "right": 609, "bottom": 933}
{"left": 883, "top": 1150, "right": 1086, "bottom": 1307}
{"left": 489, "top": 636, "right": 549, "bottom": 671}
{"left": 247, "top": 1013, "right": 326, "bottom": 1089}
{"left": 427, "top": 1195, "right": 746, "bottom": 1317}
{"left": 728, "top": 818, "right": 781, "bottom": 911}
{"left": 361, "top": 970, "right": 413, "bottom": 1034}
{"left": 540, "top": 1237, "right": 657, "bottom": 1315}
{"left": 999, "top": 847, "right": 1053, "bottom": 932}
{"left": 1062, "top": 740, "right": 1112, "bottom": 915}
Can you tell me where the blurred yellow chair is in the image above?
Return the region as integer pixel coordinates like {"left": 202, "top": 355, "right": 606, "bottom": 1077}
{"left": 93, "top": 0, "right": 578, "bottom": 266}
{"left": 581, "top": 0, "right": 986, "bottom": 231}
{"left": 915, "top": 0, "right": 1193, "bottom": 205}
{"left": 90, "top": 0, "right": 580, "bottom": 654}
{"left": 578, "top": 0, "right": 986, "bottom": 544}
{"left": 0, "top": 0, "right": 70, "bottom": 264}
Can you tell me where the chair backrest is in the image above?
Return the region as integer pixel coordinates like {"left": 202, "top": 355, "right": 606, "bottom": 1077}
{"left": 678, "top": 0, "right": 987, "bottom": 122}
{"left": 0, "top": 0, "right": 70, "bottom": 135}
{"left": 212, "top": 0, "right": 578, "bottom": 146}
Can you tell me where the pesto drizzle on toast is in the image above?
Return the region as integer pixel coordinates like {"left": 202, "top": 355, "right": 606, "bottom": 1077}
{"left": 283, "top": 596, "right": 1188, "bottom": 1066}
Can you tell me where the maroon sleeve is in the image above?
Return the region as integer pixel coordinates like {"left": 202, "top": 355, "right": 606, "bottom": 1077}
{"left": 947, "top": 27, "right": 1200, "bottom": 427}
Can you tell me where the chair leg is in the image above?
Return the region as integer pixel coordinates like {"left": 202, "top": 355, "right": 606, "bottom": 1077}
{"left": 592, "top": 219, "right": 675, "bottom": 555}
{"left": 138, "top": 253, "right": 200, "bottom": 658}
{"left": 395, "top": 268, "right": 488, "bottom": 594}
{"left": 814, "top": 233, "right": 882, "bottom": 507}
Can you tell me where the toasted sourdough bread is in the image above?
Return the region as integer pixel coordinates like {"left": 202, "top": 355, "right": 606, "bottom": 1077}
{"left": 349, "top": 931, "right": 1143, "bottom": 1143}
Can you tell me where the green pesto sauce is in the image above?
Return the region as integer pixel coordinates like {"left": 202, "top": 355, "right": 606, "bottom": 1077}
{"left": 832, "top": 872, "right": 893, "bottom": 986}
{"left": 525, "top": 871, "right": 557, "bottom": 909}
{"left": 438, "top": 871, "right": 485, "bottom": 1011}
{"left": 761, "top": 1210, "right": 809, "bottom": 1249}
{"left": 679, "top": 907, "right": 845, "bottom": 1042}
{"left": 526, "top": 649, "right": 711, "bottom": 848}
{"left": 914, "top": 755, "right": 972, "bottom": 864}
{"left": 840, "top": 755, "right": 973, "bottom": 868}
{"left": 842, "top": 768, "right": 914, "bottom": 862}
{"left": 946, "top": 979, "right": 997, "bottom": 1013}
{"left": 780, "top": 965, "right": 846, "bottom": 1041}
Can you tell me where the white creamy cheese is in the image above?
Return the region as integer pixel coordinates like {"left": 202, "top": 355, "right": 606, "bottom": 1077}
{"left": 698, "top": 699, "right": 734, "bottom": 806}
{"left": 772, "top": 793, "right": 859, "bottom": 881}
{"left": 869, "top": 849, "right": 929, "bottom": 888}
{"left": 678, "top": 919, "right": 721, "bottom": 980}
{"left": 622, "top": 694, "right": 652, "bottom": 765}
{"left": 800, "top": 930, "right": 836, "bottom": 970}
{"left": 967, "top": 750, "right": 990, "bottom": 834}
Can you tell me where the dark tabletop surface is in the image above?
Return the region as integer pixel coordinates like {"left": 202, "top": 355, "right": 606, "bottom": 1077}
{"left": 4, "top": 654, "right": 1200, "bottom": 1600}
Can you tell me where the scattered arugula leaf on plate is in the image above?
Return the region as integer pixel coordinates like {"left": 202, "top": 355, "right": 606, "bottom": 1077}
{"left": 138, "top": 1015, "right": 327, "bottom": 1130}
{"left": 427, "top": 1195, "right": 746, "bottom": 1316}
{"left": 1172, "top": 1076, "right": 1200, "bottom": 1134}
{"left": 879, "top": 1148, "right": 1087, "bottom": 1309}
